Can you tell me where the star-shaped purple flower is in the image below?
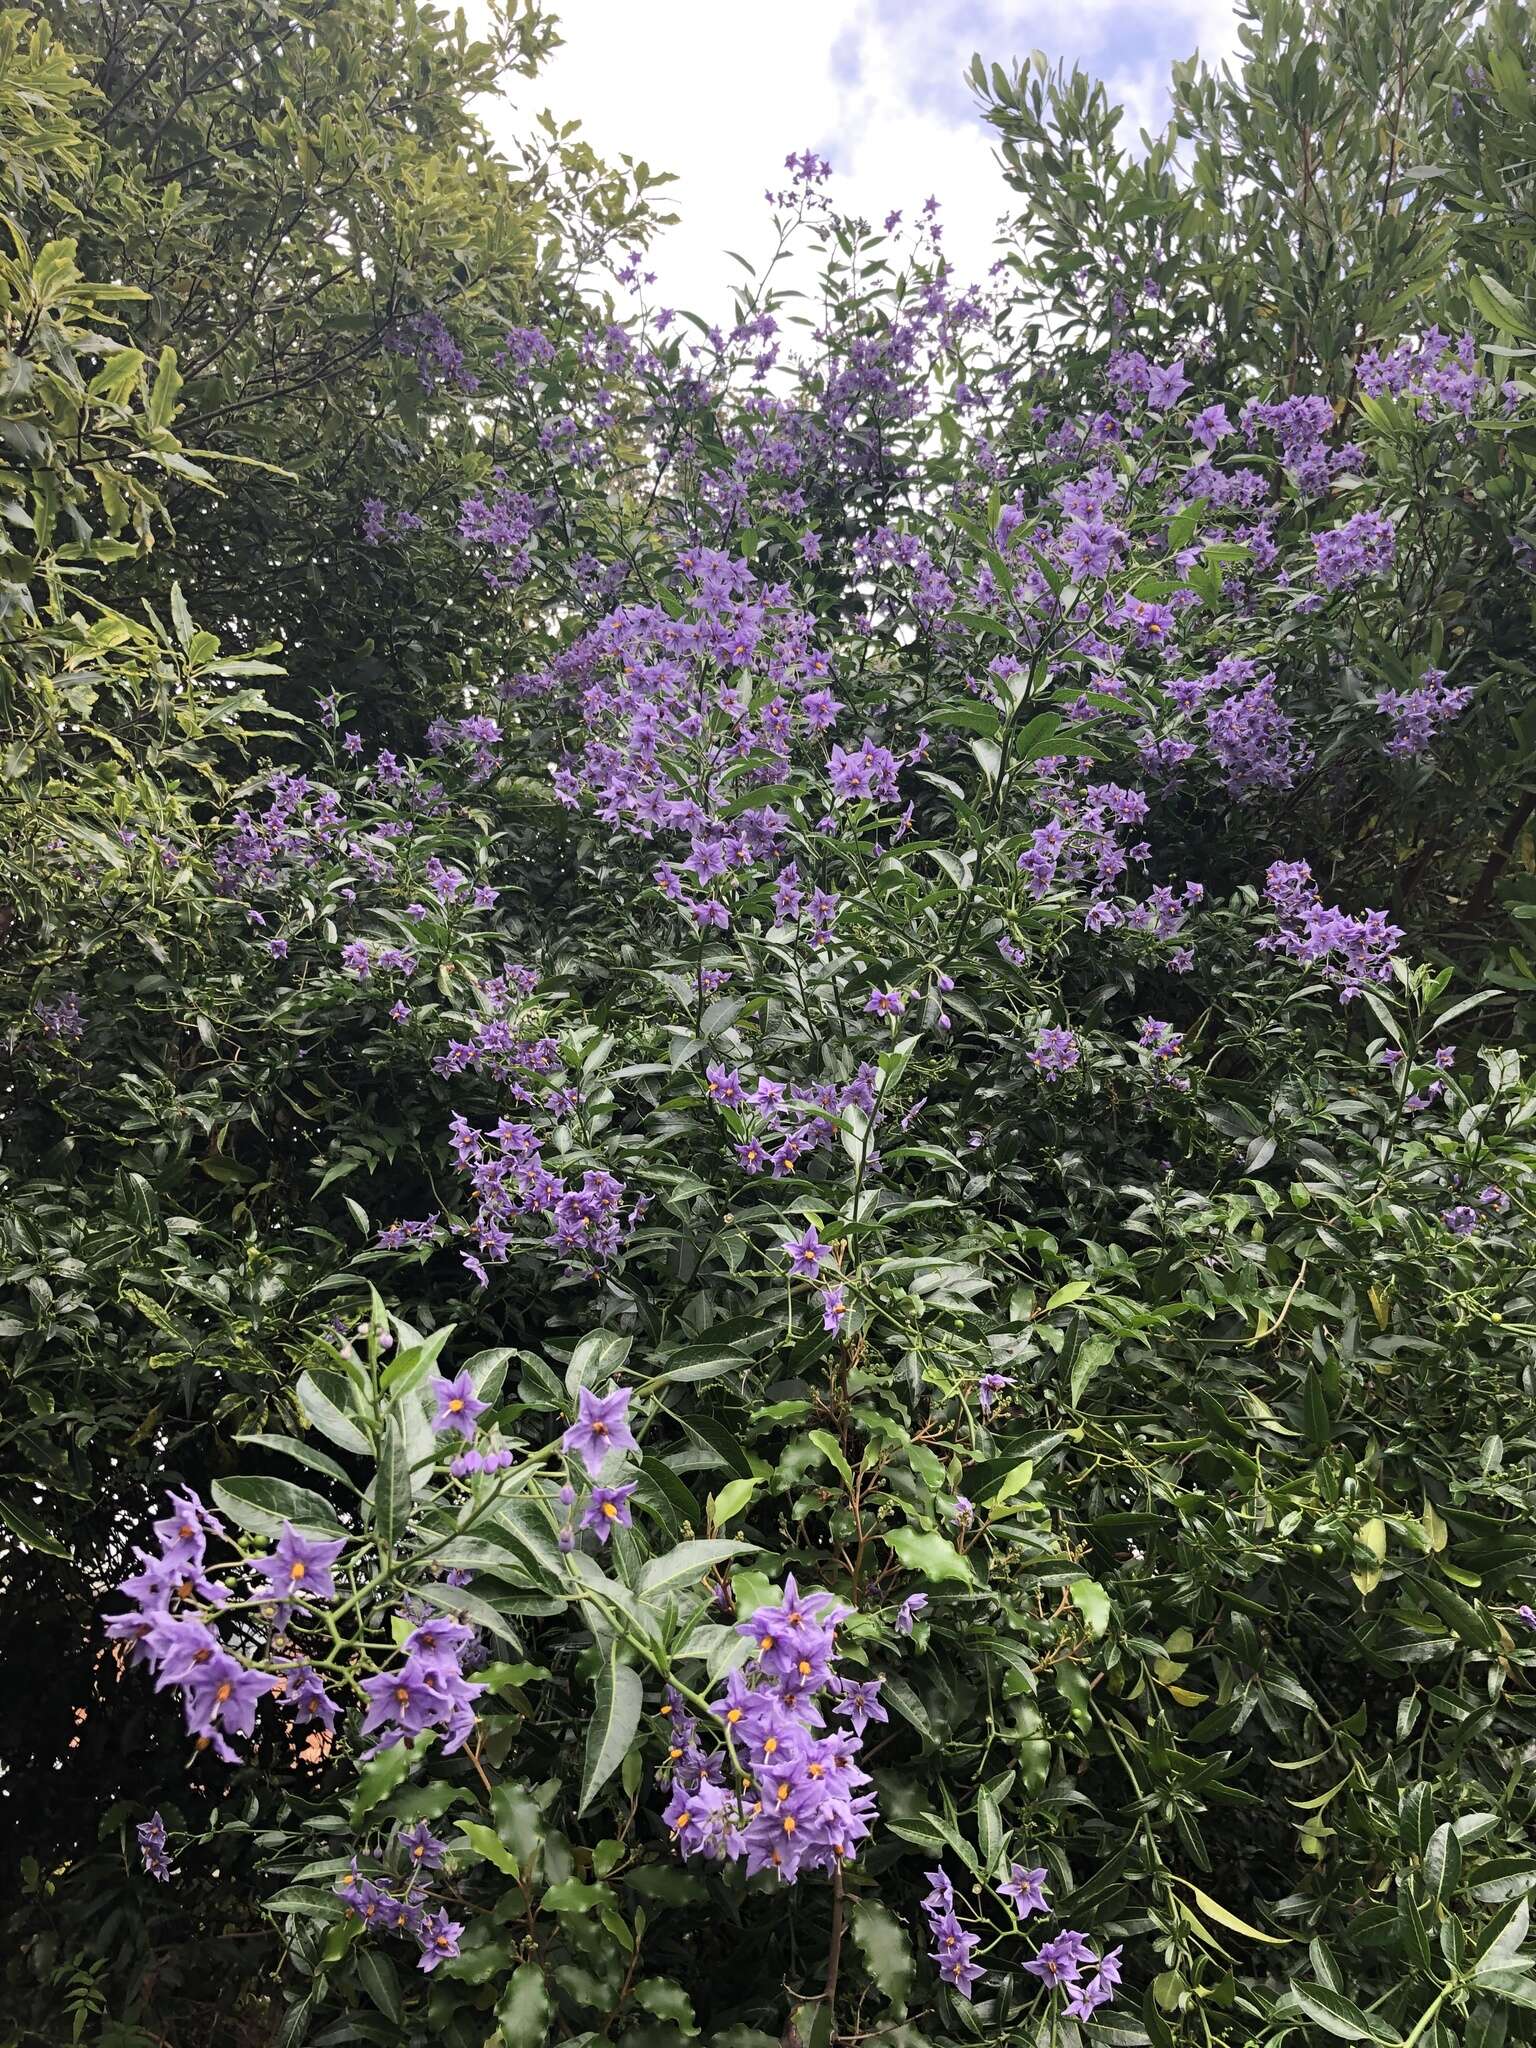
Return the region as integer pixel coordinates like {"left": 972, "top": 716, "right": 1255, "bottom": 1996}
{"left": 561, "top": 1384, "right": 638, "bottom": 1477}
{"left": 250, "top": 1523, "right": 347, "bottom": 1603}
{"left": 429, "top": 1369, "right": 488, "bottom": 1439}
{"left": 783, "top": 1222, "right": 828, "bottom": 1279}
{"left": 580, "top": 1482, "right": 637, "bottom": 1545}
{"left": 999, "top": 1863, "right": 1049, "bottom": 1917}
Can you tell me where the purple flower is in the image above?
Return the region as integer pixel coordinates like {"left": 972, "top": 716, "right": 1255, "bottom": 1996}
{"left": 397, "top": 1821, "right": 448, "bottom": 1871}
{"left": 783, "top": 1222, "right": 829, "bottom": 1278}
{"left": 283, "top": 1665, "right": 341, "bottom": 1730}
{"left": 137, "top": 1813, "right": 173, "bottom": 1882}
{"left": 1145, "top": 359, "right": 1190, "bottom": 409}
{"left": 250, "top": 1524, "right": 347, "bottom": 1604}
{"left": 416, "top": 1908, "right": 464, "bottom": 1973}
{"left": 183, "top": 1652, "right": 274, "bottom": 1760}
{"left": 359, "top": 1660, "right": 444, "bottom": 1740}
{"left": 1029, "top": 1027, "right": 1079, "bottom": 1079}
{"left": 705, "top": 1062, "right": 747, "bottom": 1107}
{"left": 581, "top": 1482, "right": 637, "bottom": 1544}
{"left": 820, "top": 1285, "right": 849, "bottom": 1334}
{"left": 1024, "top": 1931, "right": 1087, "bottom": 1987}
{"left": 999, "top": 1863, "right": 1049, "bottom": 1917}
{"left": 1314, "top": 509, "right": 1396, "bottom": 591}
{"left": 830, "top": 1676, "right": 886, "bottom": 1735}
{"left": 33, "top": 989, "right": 85, "bottom": 1039}
{"left": 430, "top": 1370, "right": 489, "bottom": 1439}
{"left": 562, "top": 1384, "right": 639, "bottom": 1476}
{"left": 864, "top": 987, "right": 905, "bottom": 1018}
{"left": 895, "top": 1592, "right": 928, "bottom": 1636}
{"left": 978, "top": 1373, "right": 1014, "bottom": 1418}
{"left": 1442, "top": 1204, "right": 1479, "bottom": 1236}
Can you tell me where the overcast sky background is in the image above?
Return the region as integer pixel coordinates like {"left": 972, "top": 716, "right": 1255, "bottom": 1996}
{"left": 473, "top": 0, "right": 1244, "bottom": 316}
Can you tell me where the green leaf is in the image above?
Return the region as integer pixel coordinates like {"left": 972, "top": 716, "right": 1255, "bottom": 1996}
{"left": 635, "top": 1978, "right": 699, "bottom": 2033}
{"left": 1046, "top": 1279, "right": 1093, "bottom": 1311}
{"left": 1399, "top": 1785, "right": 1434, "bottom": 1859}
{"left": 497, "top": 1962, "right": 552, "bottom": 2048}
{"left": 147, "top": 345, "right": 183, "bottom": 429}
{"left": 354, "top": 1948, "right": 402, "bottom": 2023}
{"left": 881, "top": 1673, "right": 937, "bottom": 1745}
{"left": 211, "top": 1475, "right": 347, "bottom": 1542}
{"left": 411, "top": 1580, "right": 529, "bottom": 1649}
{"left": 809, "top": 1428, "right": 855, "bottom": 1491}
{"left": 638, "top": 1539, "right": 754, "bottom": 1600}
{"left": 1069, "top": 1577, "right": 1111, "bottom": 1637}
{"left": 1350, "top": 1516, "right": 1386, "bottom": 1596}
{"left": 1468, "top": 270, "right": 1535, "bottom": 339}
{"left": 579, "top": 1642, "right": 644, "bottom": 1815}
{"left": 883, "top": 1526, "right": 974, "bottom": 1586}
{"left": 373, "top": 1420, "right": 413, "bottom": 1550}
{"left": 975, "top": 1783, "right": 1004, "bottom": 1876}
{"left": 1290, "top": 1982, "right": 1393, "bottom": 2041}
{"left": 565, "top": 1329, "right": 633, "bottom": 1395}
{"left": 1425, "top": 1820, "right": 1463, "bottom": 1903}
{"left": 540, "top": 1879, "right": 615, "bottom": 1912}
{"left": 1069, "top": 1335, "right": 1115, "bottom": 1406}
{"left": 850, "top": 1900, "right": 914, "bottom": 2012}
{"left": 458, "top": 1820, "right": 521, "bottom": 1876}
{"left": 235, "top": 1433, "right": 354, "bottom": 1491}
{"left": 294, "top": 1370, "right": 371, "bottom": 1455}
{"left": 349, "top": 1733, "right": 433, "bottom": 1825}
{"left": 709, "top": 1476, "right": 758, "bottom": 1527}
{"left": 1175, "top": 1878, "right": 1292, "bottom": 1946}
{"left": 0, "top": 1494, "right": 70, "bottom": 1560}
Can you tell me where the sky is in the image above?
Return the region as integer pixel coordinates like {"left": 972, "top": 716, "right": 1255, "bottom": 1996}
{"left": 473, "top": 0, "right": 1244, "bottom": 317}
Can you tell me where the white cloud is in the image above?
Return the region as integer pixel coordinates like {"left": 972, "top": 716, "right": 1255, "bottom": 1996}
{"left": 472, "top": 1, "right": 1244, "bottom": 319}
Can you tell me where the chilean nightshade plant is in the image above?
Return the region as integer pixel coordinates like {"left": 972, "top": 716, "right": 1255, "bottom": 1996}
{"left": 9, "top": 6, "right": 1536, "bottom": 2047}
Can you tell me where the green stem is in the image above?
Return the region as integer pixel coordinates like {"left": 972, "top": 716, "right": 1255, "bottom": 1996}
{"left": 1397, "top": 1984, "right": 1453, "bottom": 2048}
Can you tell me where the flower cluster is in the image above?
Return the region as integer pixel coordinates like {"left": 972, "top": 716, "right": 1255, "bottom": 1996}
{"left": 1259, "top": 860, "right": 1402, "bottom": 1001}
{"left": 445, "top": 1113, "right": 641, "bottom": 1281}
{"left": 705, "top": 1057, "right": 881, "bottom": 1181}
{"left": 105, "top": 1490, "right": 278, "bottom": 1762}
{"left": 34, "top": 991, "right": 84, "bottom": 1040}
{"left": 922, "top": 1864, "right": 1120, "bottom": 2017}
{"left": 137, "top": 1811, "right": 173, "bottom": 1881}
{"left": 1443, "top": 1185, "right": 1509, "bottom": 1235}
{"left": 358, "top": 1616, "right": 487, "bottom": 1757}
{"left": 1375, "top": 668, "right": 1474, "bottom": 758}
{"left": 660, "top": 1576, "right": 879, "bottom": 1882}
{"left": 1028, "top": 1026, "right": 1080, "bottom": 1079}
{"left": 1359, "top": 328, "right": 1486, "bottom": 419}
{"left": 1313, "top": 509, "right": 1396, "bottom": 592}
{"left": 335, "top": 1823, "right": 463, "bottom": 1974}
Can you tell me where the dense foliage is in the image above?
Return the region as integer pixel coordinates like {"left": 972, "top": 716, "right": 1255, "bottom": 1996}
{"left": 4, "top": 4, "right": 1536, "bottom": 2047}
